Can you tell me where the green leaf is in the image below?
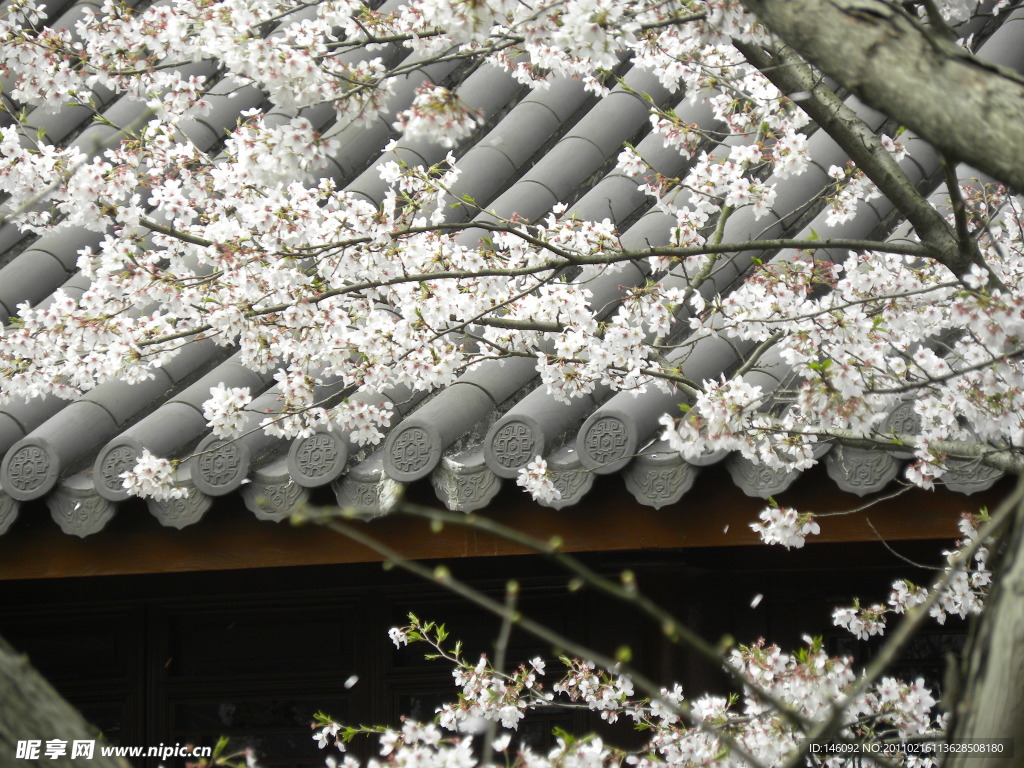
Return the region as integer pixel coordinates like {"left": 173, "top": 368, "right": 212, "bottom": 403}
{"left": 551, "top": 727, "right": 576, "bottom": 747}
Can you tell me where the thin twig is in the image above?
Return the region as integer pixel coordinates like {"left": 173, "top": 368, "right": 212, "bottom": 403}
{"left": 307, "top": 511, "right": 771, "bottom": 768}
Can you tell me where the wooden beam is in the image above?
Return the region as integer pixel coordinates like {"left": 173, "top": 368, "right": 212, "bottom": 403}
{"left": 0, "top": 465, "right": 1005, "bottom": 580}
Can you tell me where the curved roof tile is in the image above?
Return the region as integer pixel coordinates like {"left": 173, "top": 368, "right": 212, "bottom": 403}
{"left": 0, "top": 3, "right": 1018, "bottom": 534}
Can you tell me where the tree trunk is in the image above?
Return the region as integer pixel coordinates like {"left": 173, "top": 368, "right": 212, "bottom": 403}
{"left": 0, "top": 635, "right": 131, "bottom": 768}
{"left": 945, "top": 491, "right": 1024, "bottom": 768}
{"left": 740, "top": 0, "right": 1024, "bottom": 193}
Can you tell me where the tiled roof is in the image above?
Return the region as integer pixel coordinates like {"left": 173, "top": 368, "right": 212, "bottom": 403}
{"left": 0, "top": 3, "right": 1017, "bottom": 537}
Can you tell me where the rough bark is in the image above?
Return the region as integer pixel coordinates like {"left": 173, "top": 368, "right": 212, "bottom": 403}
{"left": 735, "top": 40, "right": 972, "bottom": 275}
{"left": 740, "top": 0, "right": 1024, "bottom": 193}
{"left": 945, "top": 488, "right": 1024, "bottom": 768}
{"left": 0, "top": 635, "right": 131, "bottom": 768}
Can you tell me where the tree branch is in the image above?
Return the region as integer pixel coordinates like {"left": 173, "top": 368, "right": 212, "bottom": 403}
{"left": 734, "top": 37, "right": 972, "bottom": 276}
{"left": 741, "top": 0, "right": 1024, "bottom": 194}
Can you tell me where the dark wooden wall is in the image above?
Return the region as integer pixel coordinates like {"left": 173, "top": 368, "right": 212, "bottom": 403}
{"left": 0, "top": 541, "right": 968, "bottom": 768}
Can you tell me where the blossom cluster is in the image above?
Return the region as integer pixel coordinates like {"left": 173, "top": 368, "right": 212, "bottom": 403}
{"left": 118, "top": 449, "right": 188, "bottom": 501}
{"left": 516, "top": 458, "right": 561, "bottom": 504}
{"left": 0, "top": 4, "right": 1010, "bottom": 765}
{"left": 832, "top": 513, "right": 992, "bottom": 640}
{"left": 312, "top": 618, "right": 945, "bottom": 768}
{"left": 0, "top": 0, "right": 1019, "bottom": 510}
{"left": 749, "top": 504, "right": 821, "bottom": 549}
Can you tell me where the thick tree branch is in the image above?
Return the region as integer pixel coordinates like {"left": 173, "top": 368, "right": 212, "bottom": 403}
{"left": 734, "top": 38, "right": 973, "bottom": 275}
{"left": 741, "top": 0, "right": 1024, "bottom": 194}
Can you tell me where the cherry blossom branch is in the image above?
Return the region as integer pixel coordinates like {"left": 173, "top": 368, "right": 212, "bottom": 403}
{"left": 812, "top": 484, "right": 915, "bottom": 519}
{"left": 481, "top": 581, "right": 519, "bottom": 764}
{"left": 865, "top": 344, "right": 1024, "bottom": 395}
{"left": 394, "top": 502, "right": 819, "bottom": 735}
{"left": 730, "top": 332, "right": 783, "bottom": 379}
{"left": 303, "top": 508, "right": 772, "bottom": 768}
{"left": 778, "top": 474, "right": 1024, "bottom": 768}
{"left": 763, "top": 423, "right": 1024, "bottom": 476}
{"left": 716, "top": 280, "right": 961, "bottom": 328}
{"left": 332, "top": 1, "right": 702, "bottom": 55}
{"left": 126, "top": 235, "right": 930, "bottom": 350}
{"left": 943, "top": 156, "right": 975, "bottom": 253}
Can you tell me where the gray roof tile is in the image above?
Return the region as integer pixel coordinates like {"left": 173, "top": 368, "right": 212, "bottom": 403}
{"left": 0, "top": 2, "right": 1018, "bottom": 534}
